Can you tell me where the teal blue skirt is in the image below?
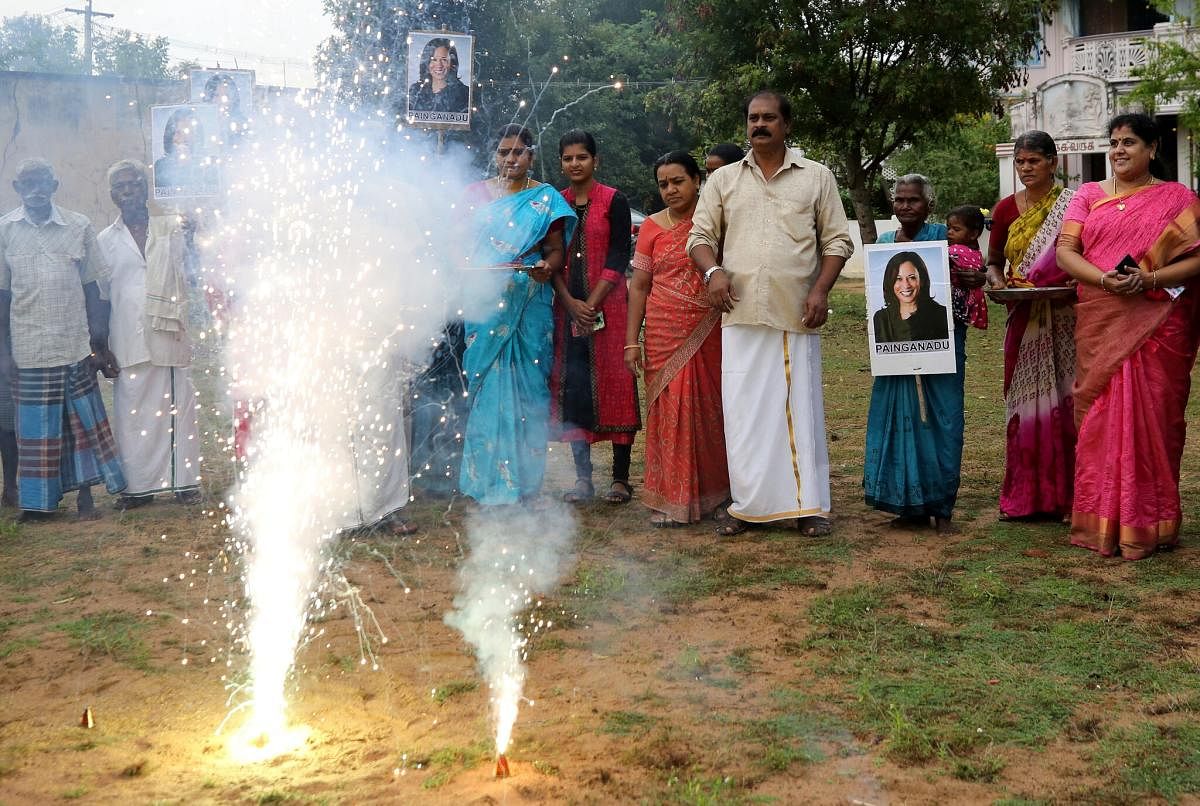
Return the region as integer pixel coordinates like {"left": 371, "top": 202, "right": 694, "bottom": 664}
{"left": 863, "top": 324, "right": 967, "bottom": 520}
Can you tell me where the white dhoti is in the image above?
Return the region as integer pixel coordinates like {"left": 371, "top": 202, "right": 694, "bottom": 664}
{"left": 721, "top": 324, "right": 831, "bottom": 522}
{"left": 344, "top": 364, "right": 410, "bottom": 529}
{"left": 112, "top": 363, "right": 201, "bottom": 496}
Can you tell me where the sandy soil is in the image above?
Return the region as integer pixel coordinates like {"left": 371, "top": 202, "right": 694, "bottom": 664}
{"left": 0, "top": 437, "right": 1195, "bottom": 804}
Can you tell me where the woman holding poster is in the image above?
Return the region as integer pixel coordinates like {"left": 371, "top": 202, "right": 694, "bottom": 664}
{"left": 863, "top": 174, "right": 976, "bottom": 534}
{"left": 1055, "top": 114, "right": 1200, "bottom": 560}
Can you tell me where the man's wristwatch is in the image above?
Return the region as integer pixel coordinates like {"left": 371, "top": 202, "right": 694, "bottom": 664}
{"left": 703, "top": 265, "right": 727, "bottom": 285}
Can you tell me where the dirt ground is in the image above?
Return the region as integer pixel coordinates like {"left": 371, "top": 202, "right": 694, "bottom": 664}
{"left": 1, "top": 288, "right": 1199, "bottom": 805}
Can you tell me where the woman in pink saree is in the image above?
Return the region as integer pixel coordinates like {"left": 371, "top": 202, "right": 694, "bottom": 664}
{"left": 1056, "top": 114, "right": 1200, "bottom": 560}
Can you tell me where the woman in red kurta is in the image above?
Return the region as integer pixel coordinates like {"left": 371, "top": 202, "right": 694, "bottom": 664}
{"left": 625, "top": 151, "right": 729, "bottom": 525}
{"left": 551, "top": 130, "right": 640, "bottom": 503}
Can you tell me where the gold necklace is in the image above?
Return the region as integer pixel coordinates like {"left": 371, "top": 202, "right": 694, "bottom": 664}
{"left": 492, "top": 176, "right": 532, "bottom": 198}
{"left": 665, "top": 208, "right": 677, "bottom": 228}
{"left": 1115, "top": 174, "right": 1154, "bottom": 211}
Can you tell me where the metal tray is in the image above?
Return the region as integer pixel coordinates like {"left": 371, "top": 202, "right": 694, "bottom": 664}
{"left": 985, "top": 286, "right": 1077, "bottom": 302}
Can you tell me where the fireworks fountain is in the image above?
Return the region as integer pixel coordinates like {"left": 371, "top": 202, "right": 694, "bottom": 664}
{"left": 205, "top": 10, "right": 618, "bottom": 767}
{"left": 209, "top": 95, "right": 475, "bottom": 757}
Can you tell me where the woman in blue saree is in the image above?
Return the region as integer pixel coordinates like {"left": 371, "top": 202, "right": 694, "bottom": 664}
{"left": 459, "top": 125, "right": 577, "bottom": 504}
{"left": 864, "top": 174, "right": 981, "bottom": 533}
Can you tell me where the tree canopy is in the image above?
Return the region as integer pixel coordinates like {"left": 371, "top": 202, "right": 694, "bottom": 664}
{"left": 317, "top": 0, "right": 689, "bottom": 210}
{"left": 661, "top": 0, "right": 1049, "bottom": 240}
{"left": 0, "top": 13, "right": 174, "bottom": 80}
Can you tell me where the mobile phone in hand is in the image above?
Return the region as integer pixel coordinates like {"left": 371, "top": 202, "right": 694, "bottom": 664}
{"left": 1115, "top": 254, "right": 1139, "bottom": 275}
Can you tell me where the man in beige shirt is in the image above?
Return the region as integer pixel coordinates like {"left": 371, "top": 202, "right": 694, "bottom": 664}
{"left": 688, "top": 90, "right": 853, "bottom": 536}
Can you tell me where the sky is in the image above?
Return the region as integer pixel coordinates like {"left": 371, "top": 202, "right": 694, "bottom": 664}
{"left": 0, "top": 1, "right": 335, "bottom": 86}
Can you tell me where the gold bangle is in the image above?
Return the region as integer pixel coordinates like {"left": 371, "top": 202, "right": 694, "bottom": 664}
{"left": 623, "top": 344, "right": 641, "bottom": 350}
{"left": 1099, "top": 275, "right": 1107, "bottom": 291}
{"left": 1152, "top": 272, "right": 1158, "bottom": 289}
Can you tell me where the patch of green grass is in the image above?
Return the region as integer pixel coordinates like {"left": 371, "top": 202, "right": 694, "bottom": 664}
{"left": 660, "top": 775, "right": 749, "bottom": 805}
{"left": 421, "top": 770, "right": 451, "bottom": 790}
{"left": 950, "top": 751, "right": 1006, "bottom": 783}
{"left": 1133, "top": 560, "right": 1200, "bottom": 594}
{"left": 0, "top": 637, "right": 38, "bottom": 659}
{"left": 62, "top": 786, "right": 88, "bottom": 800}
{"left": 408, "top": 738, "right": 490, "bottom": 789}
{"left": 1091, "top": 723, "right": 1200, "bottom": 802}
{"left": 532, "top": 759, "right": 559, "bottom": 775}
{"left": 56, "top": 611, "right": 152, "bottom": 670}
{"left": 658, "top": 547, "right": 824, "bottom": 606}
{"left": 560, "top": 562, "right": 628, "bottom": 624}
{"left": 256, "top": 790, "right": 302, "bottom": 804}
{"left": 726, "top": 648, "right": 755, "bottom": 674}
{"left": 601, "top": 710, "right": 656, "bottom": 736}
{"left": 431, "top": 679, "right": 477, "bottom": 704}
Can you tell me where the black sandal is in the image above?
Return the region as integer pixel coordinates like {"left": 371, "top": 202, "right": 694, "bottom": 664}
{"left": 716, "top": 519, "right": 749, "bottom": 537}
{"left": 604, "top": 480, "right": 633, "bottom": 504}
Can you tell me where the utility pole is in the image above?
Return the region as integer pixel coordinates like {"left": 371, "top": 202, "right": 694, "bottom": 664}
{"left": 65, "top": 1, "right": 115, "bottom": 75}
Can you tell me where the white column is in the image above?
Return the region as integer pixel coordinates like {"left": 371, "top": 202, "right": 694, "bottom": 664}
{"left": 996, "top": 142, "right": 1015, "bottom": 202}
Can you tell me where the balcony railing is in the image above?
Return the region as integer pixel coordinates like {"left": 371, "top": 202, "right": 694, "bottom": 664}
{"left": 1065, "top": 24, "right": 1190, "bottom": 82}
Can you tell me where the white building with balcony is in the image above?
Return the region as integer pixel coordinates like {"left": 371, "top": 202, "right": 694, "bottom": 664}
{"left": 999, "top": 0, "right": 1197, "bottom": 197}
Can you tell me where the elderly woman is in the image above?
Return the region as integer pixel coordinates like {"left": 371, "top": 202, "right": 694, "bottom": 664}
{"left": 1055, "top": 114, "right": 1200, "bottom": 559}
{"left": 986, "top": 131, "right": 1076, "bottom": 521}
{"left": 863, "top": 174, "right": 983, "bottom": 533}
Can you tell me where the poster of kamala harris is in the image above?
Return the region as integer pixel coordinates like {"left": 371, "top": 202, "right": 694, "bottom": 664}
{"left": 406, "top": 31, "right": 474, "bottom": 128}
{"left": 864, "top": 241, "right": 956, "bottom": 376}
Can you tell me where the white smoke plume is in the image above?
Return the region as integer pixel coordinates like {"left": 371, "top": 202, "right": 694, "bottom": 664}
{"left": 445, "top": 503, "right": 577, "bottom": 755}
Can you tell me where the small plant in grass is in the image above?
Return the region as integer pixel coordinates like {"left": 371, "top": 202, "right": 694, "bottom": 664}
{"left": 726, "top": 648, "right": 755, "bottom": 674}
{"left": 882, "top": 704, "right": 936, "bottom": 764}
{"left": 0, "top": 637, "right": 39, "bottom": 659}
{"left": 431, "top": 679, "right": 477, "bottom": 704}
{"left": 62, "top": 786, "right": 88, "bottom": 800}
{"left": 663, "top": 774, "right": 745, "bottom": 805}
{"left": 949, "top": 751, "right": 1006, "bottom": 782}
{"left": 532, "top": 759, "right": 559, "bottom": 775}
{"left": 601, "top": 710, "right": 655, "bottom": 736}
{"left": 56, "top": 611, "right": 152, "bottom": 670}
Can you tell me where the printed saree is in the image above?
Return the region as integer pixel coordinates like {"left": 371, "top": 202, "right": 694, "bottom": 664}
{"left": 997, "top": 186, "right": 1077, "bottom": 518}
{"left": 632, "top": 215, "right": 728, "bottom": 522}
{"left": 458, "top": 183, "right": 577, "bottom": 505}
{"left": 1062, "top": 180, "right": 1200, "bottom": 559}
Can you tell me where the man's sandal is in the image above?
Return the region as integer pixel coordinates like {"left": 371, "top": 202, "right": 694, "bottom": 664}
{"left": 563, "top": 478, "right": 595, "bottom": 504}
{"left": 797, "top": 516, "right": 832, "bottom": 537}
{"left": 716, "top": 519, "right": 749, "bottom": 537}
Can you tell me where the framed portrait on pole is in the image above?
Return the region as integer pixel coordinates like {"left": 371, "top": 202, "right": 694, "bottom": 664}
{"left": 149, "top": 104, "right": 221, "bottom": 199}
{"left": 188, "top": 68, "right": 254, "bottom": 149}
{"left": 864, "top": 241, "right": 956, "bottom": 376}
{"left": 405, "top": 31, "right": 473, "bottom": 129}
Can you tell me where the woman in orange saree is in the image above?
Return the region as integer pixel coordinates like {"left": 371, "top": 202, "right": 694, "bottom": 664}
{"left": 625, "top": 152, "right": 729, "bottom": 526}
{"left": 1056, "top": 114, "right": 1200, "bottom": 559}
